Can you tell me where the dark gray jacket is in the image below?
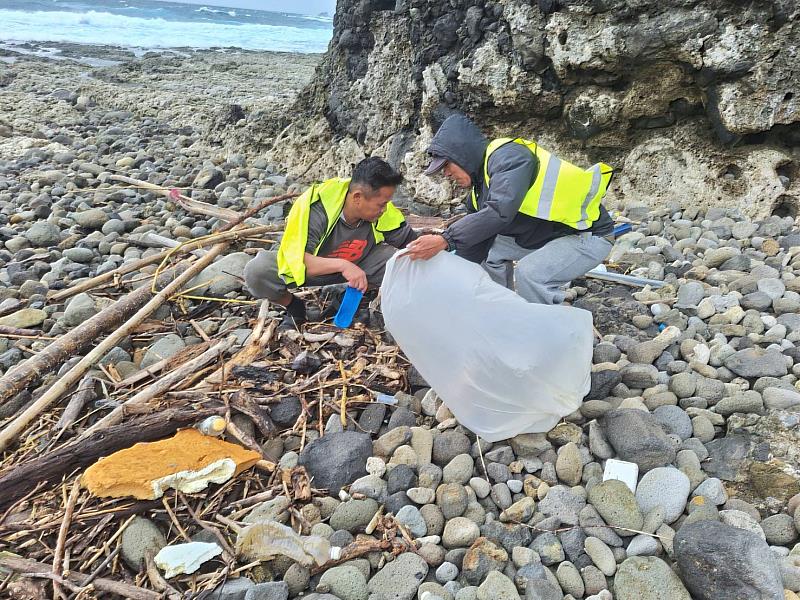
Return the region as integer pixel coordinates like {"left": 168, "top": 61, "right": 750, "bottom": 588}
{"left": 428, "top": 115, "right": 613, "bottom": 263}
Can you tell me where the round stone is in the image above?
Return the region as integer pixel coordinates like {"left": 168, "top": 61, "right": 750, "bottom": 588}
{"left": 435, "top": 561, "right": 459, "bottom": 583}
{"left": 469, "top": 477, "right": 492, "bottom": 499}
{"left": 585, "top": 536, "right": 617, "bottom": 576}
{"left": 692, "top": 478, "right": 728, "bottom": 505}
{"left": 626, "top": 534, "right": 660, "bottom": 556}
{"left": 635, "top": 467, "right": 691, "bottom": 524}
{"left": 507, "top": 479, "right": 523, "bottom": 494}
{"left": 318, "top": 565, "right": 368, "bottom": 600}
{"left": 653, "top": 405, "right": 693, "bottom": 440}
{"left": 760, "top": 513, "right": 798, "bottom": 546}
{"left": 395, "top": 505, "right": 427, "bottom": 538}
{"left": 443, "top": 454, "right": 474, "bottom": 485}
{"left": 407, "top": 487, "right": 436, "bottom": 505}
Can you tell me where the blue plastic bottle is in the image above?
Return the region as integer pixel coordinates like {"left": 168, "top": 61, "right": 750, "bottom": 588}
{"left": 613, "top": 223, "right": 632, "bottom": 237}
{"left": 333, "top": 286, "right": 363, "bottom": 328}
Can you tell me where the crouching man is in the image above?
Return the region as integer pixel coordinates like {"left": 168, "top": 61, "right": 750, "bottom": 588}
{"left": 244, "top": 157, "right": 417, "bottom": 329}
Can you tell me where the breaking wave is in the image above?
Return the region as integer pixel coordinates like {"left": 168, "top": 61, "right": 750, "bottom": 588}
{"left": 0, "top": 5, "right": 332, "bottom": 52}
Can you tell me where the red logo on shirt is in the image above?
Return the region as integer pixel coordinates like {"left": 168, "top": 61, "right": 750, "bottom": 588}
{"left": 327, "top": 239, "right": 367, "bottom": 262}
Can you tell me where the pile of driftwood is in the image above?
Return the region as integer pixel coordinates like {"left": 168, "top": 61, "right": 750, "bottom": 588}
{"left": 0, "top": 178, "right": 413, "bottom": 598}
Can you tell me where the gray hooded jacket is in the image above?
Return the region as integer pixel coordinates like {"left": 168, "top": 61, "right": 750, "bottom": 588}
{"left": 427, "top": 115, "right": 613, "bottom": 263}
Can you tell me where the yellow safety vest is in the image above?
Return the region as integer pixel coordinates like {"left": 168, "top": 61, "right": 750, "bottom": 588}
{"left": 471, "top": 138, "right": 613, "bottom": 230}
{"left": 277, "top": 177, "right": 406, "bottom": 286}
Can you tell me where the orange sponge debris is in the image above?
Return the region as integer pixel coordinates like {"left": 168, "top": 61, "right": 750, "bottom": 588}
{"left": 82, "top": 428, "right": 261, "bottom": 499}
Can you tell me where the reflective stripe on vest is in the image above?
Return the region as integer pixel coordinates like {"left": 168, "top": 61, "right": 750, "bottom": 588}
{"left": 276, "top": 177, "right": 406, "bottom": 286}
{"left": 471, "top": 138, "right": 613, "bottom": 230}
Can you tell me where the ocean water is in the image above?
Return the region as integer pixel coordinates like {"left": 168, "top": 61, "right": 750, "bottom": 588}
{"left": 0, "top": 0, "right": 333, "bottom": 52}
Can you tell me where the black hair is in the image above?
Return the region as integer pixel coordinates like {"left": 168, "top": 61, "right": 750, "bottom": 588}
{"left": 351, "top": 157, "right": 402, "bottom": 193}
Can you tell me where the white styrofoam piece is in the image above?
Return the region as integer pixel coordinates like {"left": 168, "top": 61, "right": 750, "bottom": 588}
{"left": 603, "top": 458, "right": 639, "bottom": 493}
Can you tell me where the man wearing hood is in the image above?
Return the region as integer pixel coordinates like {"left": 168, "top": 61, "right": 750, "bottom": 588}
{"left": 406, "top": 114, "right": 615, "bottom": 305}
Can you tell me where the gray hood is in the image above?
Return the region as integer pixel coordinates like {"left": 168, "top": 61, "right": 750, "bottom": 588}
{"left": 426, "top": 114, "right": 488, "bottom": 181}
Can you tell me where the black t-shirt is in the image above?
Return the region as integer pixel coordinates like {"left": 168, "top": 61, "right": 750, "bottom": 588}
{"left": 304, "top": 202, "right": 417, "bottom": 263}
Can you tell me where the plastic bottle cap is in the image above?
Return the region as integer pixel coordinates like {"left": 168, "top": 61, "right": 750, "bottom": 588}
{"left": 329, "top": 547, "right": 342, "bottom": 560}
{"left": 207, "top": 416, "right": 226, "bottom": 433}
{"left": 197, "top": 416, "right": 227, "bottom": 436}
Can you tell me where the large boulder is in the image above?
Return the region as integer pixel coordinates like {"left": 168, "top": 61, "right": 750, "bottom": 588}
{"left": 673, "top": 520, "right": 784, "bottom": 600}
{"left": 603, "top": 409, "right": 677, "bottom": 471}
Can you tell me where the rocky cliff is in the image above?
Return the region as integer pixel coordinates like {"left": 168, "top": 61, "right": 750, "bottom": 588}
{"left": 249, "top": 0, "right": 799, "bottom": 220}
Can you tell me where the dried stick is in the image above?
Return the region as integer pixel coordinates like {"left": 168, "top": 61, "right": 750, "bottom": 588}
{"left": 145, "top": 552, "right": 181, "bottom": 600}
{"left": 52, "top": 479, "right": 81, "bottom": 599}
{"left": 202, "top": 319, "right": 276, "bottom": 385}
{"left": 54, "top": 374, "right": 96, "bottom": 434}
{"left": 225, "top": 489, "right": 275, "bottom": 511}
{"left": 310, "top": 538, "right": 398, "bottom": 575}
{"left": 0, "top": 554, "right": 162, "bottom": 600}
{"left": 0, "top": 325, "right": 43, "bottom": 336}
{"left": 81, "top": 335, "right": 236, "bottom": 436}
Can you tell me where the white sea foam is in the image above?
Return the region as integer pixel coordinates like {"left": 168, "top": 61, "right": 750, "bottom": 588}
{"left": 0, "top": 8, "right": 331, "bottom": 52}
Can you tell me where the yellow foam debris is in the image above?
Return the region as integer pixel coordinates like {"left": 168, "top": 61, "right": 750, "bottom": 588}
{"left": 82, "top": 428, "right": 261, "bottom": 499}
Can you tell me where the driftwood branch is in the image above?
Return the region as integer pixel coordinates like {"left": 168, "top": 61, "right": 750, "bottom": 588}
{"left": 109, "top": 174, "right": 241, "bottom": 222}
{"left": 0, "top": 325, "right": 43, "bottom": 337}
{"left": 52, "top": 478, "right": 81, "bottom": 599}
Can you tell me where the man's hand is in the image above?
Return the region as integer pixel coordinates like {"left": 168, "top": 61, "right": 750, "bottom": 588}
{"left": 406, "top": 234, "right": 448, "bottom": 260}
{"left": 340, "top": 261, "right": 368, "bottom": 292}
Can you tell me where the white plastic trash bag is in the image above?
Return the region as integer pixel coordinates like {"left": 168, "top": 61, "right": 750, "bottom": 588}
{"left": 381, "top": 251, "right": 593, "bottom": 442}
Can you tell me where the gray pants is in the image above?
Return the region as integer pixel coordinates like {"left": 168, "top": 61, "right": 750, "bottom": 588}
{"left": 483, "top": 233, "right": 612, "bottom": 304}
{"left": 243, "top": 245, "right": 398, "bottom": 302}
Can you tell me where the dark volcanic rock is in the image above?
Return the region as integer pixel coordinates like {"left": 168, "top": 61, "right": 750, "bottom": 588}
{"left": 298, "top": 431, "right": 372, "bottom": 494}
{"left": 604, "top": 409, "right": 676, "bottom": 472}
{"left": 674, "top": 521, "right": 783, "bottom": 600}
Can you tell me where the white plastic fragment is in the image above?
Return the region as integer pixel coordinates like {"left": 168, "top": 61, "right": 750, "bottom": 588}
{"left": 375, "top": 393, "right": 398, "bottom": 405}
{"left": 236, "top": 520, "right": 333, "bottom": 567}
{"left": 150, "top": 458, "right": 236, "bottom": 498}
{"left": 154, "top": 542, "right": 223, "bottom": 578}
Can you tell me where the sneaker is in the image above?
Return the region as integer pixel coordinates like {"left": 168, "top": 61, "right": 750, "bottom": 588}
{"left": 353, "top": 306, "right": 371, "bottom": 325}
{"left": 320, "top": 285, "right": 347, "bottom": 320}
{"left": 278, "top": 312, "right": 306, "bottom": 332}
